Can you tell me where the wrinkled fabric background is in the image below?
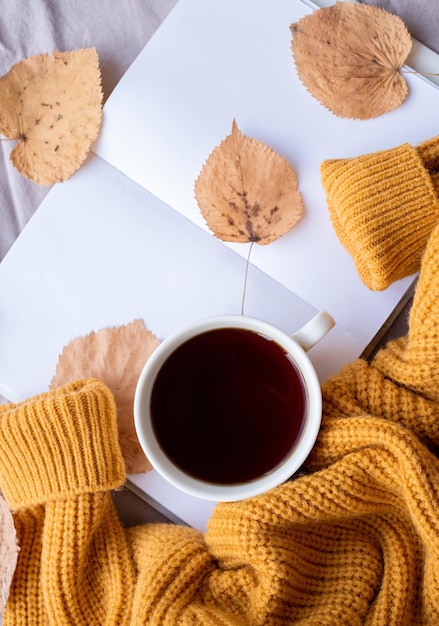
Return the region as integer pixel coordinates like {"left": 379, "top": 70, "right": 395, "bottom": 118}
{"left": 0, "top": 0, "right": 437, "bottom": 262}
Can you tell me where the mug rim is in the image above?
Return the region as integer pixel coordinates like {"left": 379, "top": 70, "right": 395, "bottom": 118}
{"left": 134, "top": 314, "right": 322, "bottom": 501}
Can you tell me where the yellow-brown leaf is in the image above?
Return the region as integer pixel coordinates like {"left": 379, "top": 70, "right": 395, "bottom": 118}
{"left": 50, "top": 319, "right": 159, "bottom": 474}
{"left": 0, "top": 48, "right": 103, "bottom": 184}
{"left": 194, "top": 120, "right": 304, "bottom": 245}
{"left": 290, "top": 2, "right": 412, "bottom": 119}
{"left": 0, "top": 494, "right": 19, "bottom": 613}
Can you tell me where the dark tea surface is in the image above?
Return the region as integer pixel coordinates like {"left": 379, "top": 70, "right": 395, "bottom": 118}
{"left": 150, "top": 328, "right": 306, "bottom": 484}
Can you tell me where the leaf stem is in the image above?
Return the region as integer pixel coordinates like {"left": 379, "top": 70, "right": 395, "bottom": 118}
{"left": 401, "top": 69, "right": 439, "bottom": 76}
{"left": 241, "top": 240, "right": 255, "bottom": 315}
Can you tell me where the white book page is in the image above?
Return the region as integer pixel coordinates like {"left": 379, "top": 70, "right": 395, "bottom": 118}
{"left": 0, "top": 155, "right": 361, "bottom": 400}
{"left": 0, "top": 155, "right": 363, "bottom": 530}
{"left": 93, "top": 0, "right": 438, "bottom": 347}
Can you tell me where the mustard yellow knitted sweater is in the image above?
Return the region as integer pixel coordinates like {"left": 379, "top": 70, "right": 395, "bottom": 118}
{"left": 2, "top": 162, "right": 439, "bottom": 624}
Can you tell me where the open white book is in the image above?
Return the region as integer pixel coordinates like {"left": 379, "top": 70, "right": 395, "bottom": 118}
{"left": 1, "top": 0, "right": 439, "bottom": 530}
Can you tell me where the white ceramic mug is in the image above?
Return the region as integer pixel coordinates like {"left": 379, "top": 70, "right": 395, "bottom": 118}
{"left": 134, "top": 312, "right": 334, "bottom": 501}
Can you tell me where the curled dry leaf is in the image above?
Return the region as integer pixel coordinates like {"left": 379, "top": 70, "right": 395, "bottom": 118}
{"left": 0, "top": 48, "right": 103, "bottom": 184}
{"left": 50, "top": 319, "right": 160, "bottom": 474}
{"left": 0, "top": 494, "right": 19, "bottom": 613}
{"left": 290, "top": 2, "right": 412, "bottom": 119}
{"left": 194, "top": 120, "right": 304, "bottom": 245}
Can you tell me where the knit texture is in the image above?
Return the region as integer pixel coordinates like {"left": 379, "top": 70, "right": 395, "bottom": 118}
{"left": 0, "top": 379, "right": 126, "bottom": 510}
{"left": 0, "top": 380, "right": 135, "bottom": 625}
{"left": 320, "top": 135, "right": 439, "bottom": 290}
{"left": 2, "top": 223, "right": 439, "bottom": 624}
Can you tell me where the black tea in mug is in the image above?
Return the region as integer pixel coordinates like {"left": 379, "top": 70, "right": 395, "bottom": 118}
{"left": 150, "top": 328, "right": 307, "bottom": 484}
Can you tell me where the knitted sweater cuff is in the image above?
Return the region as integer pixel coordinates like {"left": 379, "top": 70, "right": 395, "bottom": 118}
{"left": 320, "top": 137, "right": 439, "bottom": 290}
{"left": 0, "top": 379, "right": 126, "bottom": 511}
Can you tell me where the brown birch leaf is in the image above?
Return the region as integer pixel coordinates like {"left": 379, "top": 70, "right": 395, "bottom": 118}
{"left": 194, "top": 120, "right": 304, "bottom": 244}
{"left": 50, "top": 319, "right": 160, "bottom": 474}
{"left": 290, "top": 2, "right": 412, "bottom": 119}
{"left": 0, "top": 48, "right": 103, "bottom": 184}
{"left": 0, "top": 494, "right": 19, "bottom": 613}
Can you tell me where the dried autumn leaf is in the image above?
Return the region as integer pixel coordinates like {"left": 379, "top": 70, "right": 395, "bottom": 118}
{"left": 194, "top": 120, "right": 304, "bottom": 244}
{"left": 50, "top": 319, "right": 160, "bottom": 474}
{"left": 0, "top": 48, "right": 103, "bottom": 184}
{"left": 290, "top": 2, "right": 412, "bottom": 119}
{"left": 0, "top": 494, "right": 19, "bottom": 613}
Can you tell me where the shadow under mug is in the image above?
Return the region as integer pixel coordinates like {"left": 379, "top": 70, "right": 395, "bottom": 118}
{"left": 134, "top": 312, "right": 334, "bottom": 501}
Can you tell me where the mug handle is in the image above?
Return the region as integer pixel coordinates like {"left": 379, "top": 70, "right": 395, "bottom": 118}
{"left": 291, "top": 311, "right": 335, "bottom": 352}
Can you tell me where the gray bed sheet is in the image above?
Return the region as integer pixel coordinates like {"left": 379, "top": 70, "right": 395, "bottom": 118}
{"left": 362, "top": 0, "right": 439, "bottom": 55}
{"left": 0, "top": 0, "right": 438, "bottom": 261}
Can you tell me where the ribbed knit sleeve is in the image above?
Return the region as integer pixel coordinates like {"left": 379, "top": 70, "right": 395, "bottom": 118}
{"left": 320, "top": 136, "right": 439, "bottom": 290}
{"left": 0, "top": 379, "right": 136, "bottom": 626}
{"left": 0, "top": 379, "right": 126, "bottom": 509}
